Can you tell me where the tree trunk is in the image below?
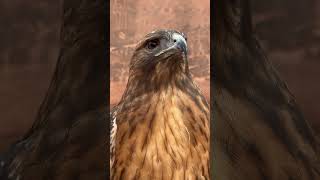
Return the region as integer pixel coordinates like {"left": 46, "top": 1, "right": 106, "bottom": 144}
{"left": 0, "top": 0, "right": 108, "bottom": 179}
{"left": 212, "top": 0, "right": 320, "bottom": 179}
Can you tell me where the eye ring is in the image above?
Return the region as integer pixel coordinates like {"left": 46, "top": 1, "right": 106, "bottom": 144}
{"left": 146, "top": 39, "right": 159, "bottom": 50}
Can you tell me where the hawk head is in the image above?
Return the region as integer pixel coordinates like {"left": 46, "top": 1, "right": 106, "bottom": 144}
{"left": 128, "top": 30, "right": 189, "bottom": 86}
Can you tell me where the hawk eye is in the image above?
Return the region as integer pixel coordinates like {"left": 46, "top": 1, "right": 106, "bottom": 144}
{"left": 146, "top": 39, "right": 159, "bottom": 50}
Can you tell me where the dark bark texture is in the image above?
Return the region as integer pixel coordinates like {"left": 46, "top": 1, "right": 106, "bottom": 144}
{"left": 212, "top": 0, "right": 320, "bottom": 179}
{"left": 0, "top": 0, "right": 108, "bottom": 179}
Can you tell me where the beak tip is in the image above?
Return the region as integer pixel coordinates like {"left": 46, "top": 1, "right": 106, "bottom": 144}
{"left": 177, "top": 42, "right": 188, "bottom": 55}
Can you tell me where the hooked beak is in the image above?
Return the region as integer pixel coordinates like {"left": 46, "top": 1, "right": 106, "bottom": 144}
{"left": 155, "top": 32, "right": 188, "bottom": 57}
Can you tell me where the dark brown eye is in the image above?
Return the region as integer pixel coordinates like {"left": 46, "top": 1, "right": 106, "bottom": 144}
{"left": 146, "top": 39, "right": 159, "bottom": 49}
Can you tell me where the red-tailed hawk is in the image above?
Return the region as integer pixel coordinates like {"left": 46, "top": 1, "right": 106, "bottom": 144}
{"left": 110, "top": 29, "right": 210, "bottom": 179}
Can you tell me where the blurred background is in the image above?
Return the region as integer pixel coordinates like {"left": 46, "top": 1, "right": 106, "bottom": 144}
{"left": 252, "top": 0, "right": 320, "bottom": 133}
{"left": 0, "top": 0, "right": 319, "bottom": 154}
{"left": 0, "top": 0, "right": 62, "bottom": 153}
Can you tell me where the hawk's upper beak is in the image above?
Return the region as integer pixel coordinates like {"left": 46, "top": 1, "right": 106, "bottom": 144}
{"left": 172, "top": 33, "right": 188, "bottom": 55}
{"left": 155, "top": 32, "right": 188, "bottom": 57}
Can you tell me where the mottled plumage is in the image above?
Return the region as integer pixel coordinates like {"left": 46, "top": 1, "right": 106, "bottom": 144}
{"left": 110, "top": 30, "right": 210, "bottom": 179}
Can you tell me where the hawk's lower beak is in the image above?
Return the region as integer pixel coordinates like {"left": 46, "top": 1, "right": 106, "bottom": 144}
{"left": 172, "top": 33, "right": 188, "bottom": 55}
